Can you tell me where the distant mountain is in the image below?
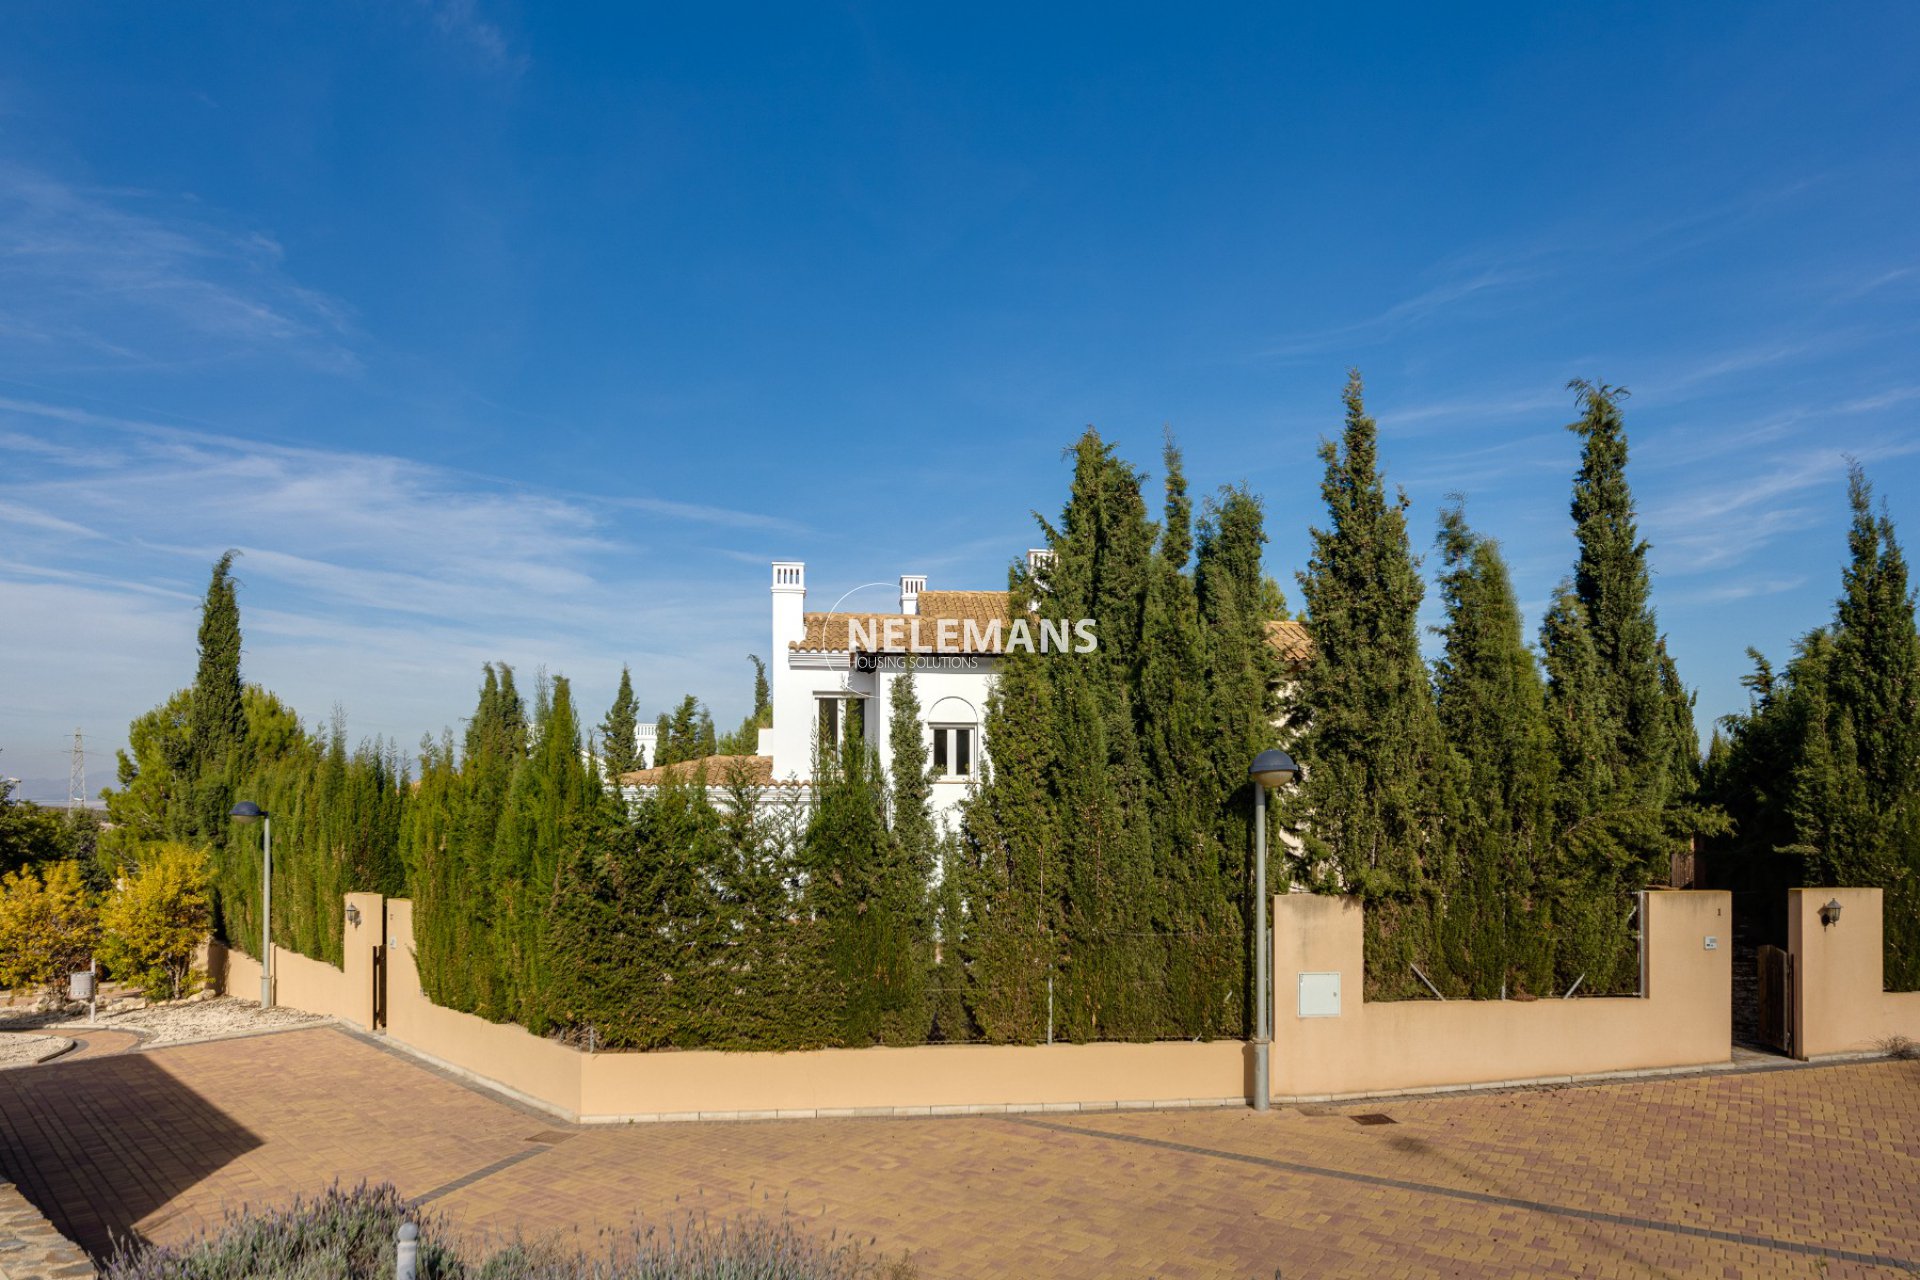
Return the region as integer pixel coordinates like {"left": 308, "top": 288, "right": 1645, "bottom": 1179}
{"left": 6, "top": 776, "right": 107, "bottom": 809}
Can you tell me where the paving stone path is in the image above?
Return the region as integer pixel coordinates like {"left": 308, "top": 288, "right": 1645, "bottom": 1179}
{"left": 0, "top": 1026, "right": 1914, "bottom": 1278}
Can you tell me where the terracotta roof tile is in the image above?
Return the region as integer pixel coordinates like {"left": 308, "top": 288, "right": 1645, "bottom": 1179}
{"left": 795, "top": 594, "right": 1014, "bottom": 654}
{"left": 787, "top": 587, "right": 1314, "bottom": 666}
{"left": 1266, "top": 619, "right": 1313, "bottom": 667}
{"left": 618, "top": 754, "right": 798, "bottom": 787}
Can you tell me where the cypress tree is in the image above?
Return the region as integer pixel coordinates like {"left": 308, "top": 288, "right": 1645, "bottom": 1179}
{"left": 1543, "top": 382, "right": 1710, "bottom": 991}
{"left": 492, "top": 674, "right": 602, "bottom": 1031}
{"left": 718, "top": 657, "right": 776, "bottom": 756}
{"left": 1717, "top": 468, "right": 1920, "bottom": 988}
{"left": 656, "top": 696, "right": 717, "bottom": 766}
{"left": 875, "top": 663, "right": 936, "bottom": 1042}
{"left": 960, "top": 565, "right": 1062, "bottom": 1042}
{"left": 752, "top": 655, "right": 771, "bottom": 723}
{"left": 1291, "top": 371, "right": 1455, "bottom": 997}
{"left": 1138, "top": 438, "right": 1230, "bottom": 1036}
{"left": 805, "top": 710, "right": 926, "bottom": 1043}
{"left": 403, "top": 729, "right": 464, "bottom": 1001}
{"left": 454, "top": 664, "right": 526, "bottom": 1016}
{"left": 599, "top": 666, "right": 640, "bottom": 783}
{"left": 1195, "top": 484, "right": 1280, "bottom": 1032}
{"left": 1431, "top": 504, "right": 1554, "bottom": 995}
{"left": 1043, "top": 430, "right": 1162, "bottom": 1040}
{"left": 929, "top": 826, "right": 974, "bottom": 1041}
{"left": 186, "top": 552, "right": 248, "bottom": 842}
{"left": 547, "top": 773, "right": 727, "bottom": 1047}
{"left": 1564, "top": 382, "right": 1694, "bottom": 803}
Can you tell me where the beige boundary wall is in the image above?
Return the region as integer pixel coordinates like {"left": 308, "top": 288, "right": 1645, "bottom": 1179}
{"left": 1789, "top": 887, "right": 1920, "bottom": 1058}
{"left": 378, "top": 899, "right": 1246, "bottom": 1121}
{"left": 1270, "top": 889, "right": 1734, "bottom": 1100}
{"left": 206, "top": 891, "right": 384, "bottom": 1030}
{"left": 199, "top": 888, "right": 1805, "bottom": 1120}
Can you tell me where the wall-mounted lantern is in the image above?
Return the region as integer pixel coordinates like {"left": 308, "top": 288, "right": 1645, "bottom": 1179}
{"left": 345, "top": 903, "right": 363, "bottom": 927}
{"left": 1820, "top": 898, "right": 1844, "bottom": 928}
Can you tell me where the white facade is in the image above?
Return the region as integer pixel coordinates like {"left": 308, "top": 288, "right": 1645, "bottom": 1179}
{"left": 759, "top": 561, "right": 1001, "bottom": 830}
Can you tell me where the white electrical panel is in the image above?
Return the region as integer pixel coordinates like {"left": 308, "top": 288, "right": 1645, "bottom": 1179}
{"left": 1298, "top": 971, "right": 1342, "bottom": 1018}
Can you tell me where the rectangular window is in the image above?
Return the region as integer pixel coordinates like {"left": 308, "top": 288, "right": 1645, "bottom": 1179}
{"left": 932, "top": 726, "right": 975, "bottom": 779}
{"left": 818, "top": 696, "right": 868, "bottom": 750}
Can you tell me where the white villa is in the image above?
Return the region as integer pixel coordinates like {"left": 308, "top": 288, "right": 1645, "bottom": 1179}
{"left": 620, "top": 556, "right": 1312, "bottom": 829}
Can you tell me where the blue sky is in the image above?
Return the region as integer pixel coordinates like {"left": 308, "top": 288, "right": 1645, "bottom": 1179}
{"left": 1, "top": 3, "right": 1916, "bottom": 798}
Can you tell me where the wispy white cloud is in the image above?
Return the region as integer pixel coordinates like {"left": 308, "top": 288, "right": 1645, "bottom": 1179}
{"left": 1686, "top": 576, "right": 1808, "bottom": 605}
{"left": 0, "top": 501, "right": 103, "bottom": 539}
{"left": 416, "top": 0, "right": 525, "bottom": 75}
{"left": 1375, "top": 388, "right": 1567, "bottom": 434}
{"left": 1259, "top": 267, "right": 1545, "bottom": 361}
{"left": 0, "top": 164, "right": 358, "bottom": 373}
{"left": 1641, "top": 440, "right": 1920, "bottom": 576}
{"left": 0, "top": 395, "right": 797, "bottom": 781}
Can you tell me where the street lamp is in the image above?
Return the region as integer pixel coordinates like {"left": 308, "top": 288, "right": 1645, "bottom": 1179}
{"left": 229, "top": 801, "right": 273, "bottom": 1009}
{"left": 1248, "top": 748, "right": 1298, "bottom": 1112}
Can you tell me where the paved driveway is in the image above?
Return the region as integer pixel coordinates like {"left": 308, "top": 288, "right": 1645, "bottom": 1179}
{"left": 1, "top": 1027, "right": 1915, "bottom": 1278}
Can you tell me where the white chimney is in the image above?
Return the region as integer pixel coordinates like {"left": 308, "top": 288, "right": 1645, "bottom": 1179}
{"left": 772, "top": 561, "right": 806, "bottom": 655}
{"left": 900, "top": 574, "right": 927, "bottom": 615}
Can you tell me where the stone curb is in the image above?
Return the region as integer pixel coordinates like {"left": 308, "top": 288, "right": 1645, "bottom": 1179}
{"left": 0, "top": 1036, "right": 76, "bottom": 1072}
{"left": 0, "top": 1181, "right": 93, "bottom": 1280}
{"left": 1269, "top": 1048, "right": 1914, "bottom": 1106}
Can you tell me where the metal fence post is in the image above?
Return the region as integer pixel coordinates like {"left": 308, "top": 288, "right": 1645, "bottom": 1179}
{"left": 395, "top": 1222, "right": 418, "bottom": 1280}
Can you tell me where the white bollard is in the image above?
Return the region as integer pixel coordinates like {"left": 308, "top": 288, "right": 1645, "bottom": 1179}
{"left": 395, "top": 1222, "right": 418, "bottom": 1280}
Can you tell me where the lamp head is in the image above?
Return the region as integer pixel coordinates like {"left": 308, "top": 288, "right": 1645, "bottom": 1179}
{"left": 229, "top": 801, "right": 267, "bottom": 823}
{"left": 1248, "top": 749, "right": 1299, "bottom": 789}
{"left": 1820, "top": 897, "right": 1843, "bottom": 928}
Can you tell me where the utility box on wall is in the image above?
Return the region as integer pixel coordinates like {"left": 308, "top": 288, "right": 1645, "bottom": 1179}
{"left": 1298, "top": 971, "right": 1341, "bottom": 1018}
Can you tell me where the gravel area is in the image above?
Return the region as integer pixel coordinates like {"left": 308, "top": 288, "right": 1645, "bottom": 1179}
{"left": 0, "top": 1032, "right": 71, "bottom": 1068}
{"left": 0, "top": 993, "right": 327, "bottom": 1047}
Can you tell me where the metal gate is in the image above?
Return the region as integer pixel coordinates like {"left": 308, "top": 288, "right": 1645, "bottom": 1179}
{"left": 1757, "top": 944, "right": 1793, "bottom": 1055}
{"left": 371, "top": 943, "right": 387, "bottom": 1031}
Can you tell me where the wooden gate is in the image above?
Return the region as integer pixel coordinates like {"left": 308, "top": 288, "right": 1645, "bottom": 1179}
{"left": 1757, "top": 944, "right": 1793, "bottom": 1055}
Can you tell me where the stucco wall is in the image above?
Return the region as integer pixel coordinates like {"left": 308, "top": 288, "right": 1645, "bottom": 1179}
{"left": 1271, "top": 890, "right": 1733, "bottom": 1099}
{"left": 378, "top": 898, "right": 1240, "bottom": 1121}
{"left": 578, "top": 1036, "right": 1247, "bottom": 1120}
{"left": 208, "top": 939, "right": 359, "bottom": 1024}
{"left": 379, "top": 898, "right": 586, "bottom": 1116}
{"left": 1789, "top": 887, "right": 1920, "bottom": 1058}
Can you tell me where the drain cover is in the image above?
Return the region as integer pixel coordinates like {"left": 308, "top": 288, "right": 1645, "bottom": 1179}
{"left": 1350, "top": 1113, "right": 1396, "bottom": 1126}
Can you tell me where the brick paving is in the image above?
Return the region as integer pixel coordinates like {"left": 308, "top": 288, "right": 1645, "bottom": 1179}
{"left": 0, "top": 1026, "right": 1914, "bottom": 1278}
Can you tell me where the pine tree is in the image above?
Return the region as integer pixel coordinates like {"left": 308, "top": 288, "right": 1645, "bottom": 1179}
{"left": 599, "top": 666, "right": 640, "bottom": 784}
{"left": 1291, "top": 372, "right": 1455, "bottom": 997}
{"left": 186, "top": 552, "right": 248, "bottom": 842}
{"left": 1431, "top": 504, "right": 1554, "bottom": 995}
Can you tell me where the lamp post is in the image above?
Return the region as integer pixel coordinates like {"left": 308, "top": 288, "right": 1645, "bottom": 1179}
{"left": 229, "top": 801, "right": 273, "bottom": 1009}
{"left": 1247, "top": 749, "right": 1298, "bottom": 1112}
